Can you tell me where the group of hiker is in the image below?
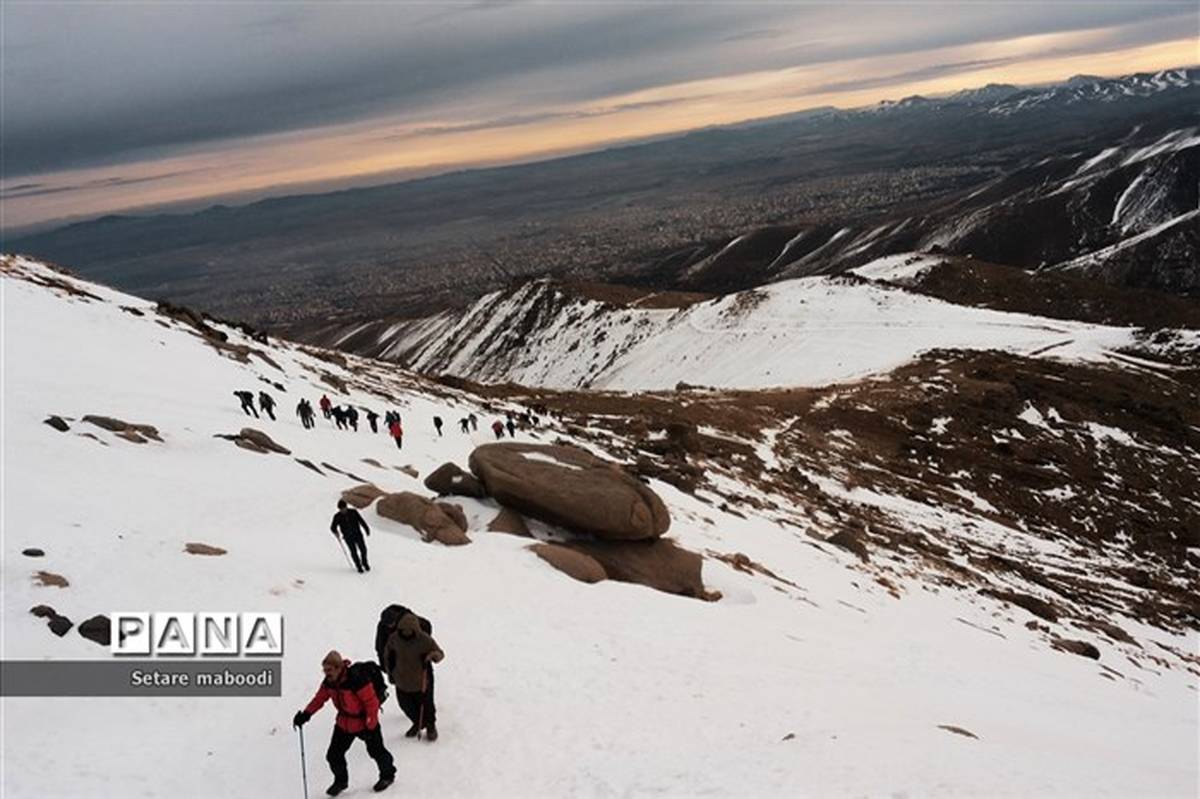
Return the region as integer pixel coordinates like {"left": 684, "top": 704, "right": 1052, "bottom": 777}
{"left": 234, "top": 390, "right": 545, "bottom": 453}
{"left": 293, "top": 604, "right": 444, "bottom": 796}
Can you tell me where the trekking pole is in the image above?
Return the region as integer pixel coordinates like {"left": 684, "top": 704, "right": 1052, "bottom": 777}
{"left": 333, "top": 534, "right": 354, "bottom": 569}
{"left": 298, "top": 725, "right": 309, "bottom": 799}
{"left": 416, "top": 665, "right": 428, "bottom": 740}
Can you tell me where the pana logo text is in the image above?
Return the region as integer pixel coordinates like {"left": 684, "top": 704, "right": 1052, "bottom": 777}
{"left": 112, "top": 612, "right": 283, "bottom": 656}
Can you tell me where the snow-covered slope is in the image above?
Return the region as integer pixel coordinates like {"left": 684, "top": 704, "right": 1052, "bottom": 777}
{"left": 2, "top": 256, "right": 1197, "bottom": 798}
{"left": 340, "top": 261, "right": 1145, "bottom": 391}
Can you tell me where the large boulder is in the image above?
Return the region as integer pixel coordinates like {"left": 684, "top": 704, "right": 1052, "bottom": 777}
{"left": 571, "top": 538, "right": 711, "bottom": 599}
{"left": 468, "top": 443, "right": 669, "bottom": 540}
{"left": 377, "top": 492, "right": 470, "bottom": 546}
{"left": 530, "top": 543, "right": 607, "bottom": 584}
{"left": 424, "top": 462, "right": 487, "bottom": 498}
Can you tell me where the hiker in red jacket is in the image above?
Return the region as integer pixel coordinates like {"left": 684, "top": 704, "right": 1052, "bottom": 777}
{"left": 388, "top": 418, "right": 403, "bottom": 450}
{"left": 319, "top": 394, "right": 333, "bottom": 419}
{"left": 491, "top": 419, "right": 504, "bottom": 439}
{"left": 293, "top": 651, "right": 395, "bottom": 796}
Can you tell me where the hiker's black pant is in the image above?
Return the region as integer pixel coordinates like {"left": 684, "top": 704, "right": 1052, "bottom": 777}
{"left": 343, "top": 532, "right": 369, "bottom": 571}
{"left": 369, "top": 420, "right": 378, "bottom": 433}
{"left": 262, "top": 405, "right": 275, "bottom": 420}
{"left": 396, "top": 674, "right": 436, "bottom": 727}
{"left": 326, "top": 725, "right": 394, "bottom": 783}
{"left": 393, "top": 435, "right": 403, "bottom": 450}
{"left": 240, "top": 402, "right": 258, "bottom": 417}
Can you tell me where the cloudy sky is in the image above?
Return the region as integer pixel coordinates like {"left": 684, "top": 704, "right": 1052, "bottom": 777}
{"left": 2, "top": 1, "right": 1196, "bottom": 230}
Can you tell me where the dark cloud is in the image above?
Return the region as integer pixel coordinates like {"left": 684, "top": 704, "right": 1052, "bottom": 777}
{"left": 0, "top": 2, "right": 1189, "bottom": 178}
{"left": 375, "top": 96, "right": 708, "bottom": 141}
{"left": 0, "top": 170, "right": 204, "bottom": 200}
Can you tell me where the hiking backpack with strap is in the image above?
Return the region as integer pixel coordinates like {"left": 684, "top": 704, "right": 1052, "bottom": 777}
{"left": 348, "top": 661, "right": 389, "bottom": 705}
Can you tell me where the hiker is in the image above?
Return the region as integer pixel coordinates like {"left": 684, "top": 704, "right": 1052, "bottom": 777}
{"left": 374, "top": 605, "right": 437, "bottom": 724}
{"left": 459, "top": 417, "right": 470, "bottom": 434}
{"left": 293, "top": 651, "right": 395, "bottom": 796}
{"left": 332, "top": 407, "right": 348, "bottom": 431}
{"left": 433, "top": 416, "right": 443, "bottom": 437}
{"left": 320, "top": 394, "right": 333, "bottom": 420}
{"left": 297, "top": 399, "right": 315, "bottom": 429}
{"left": 233, "top": 390, "right": 258, "bottom": 417}
{"left": 506, "top": 417, "right": 516, "bottom": 438}
{"left": 330, "top": 499, "right": 371, "bottom": 573}
{"left": 491, "top": 420, "right": 504, "bottom": 439}
{"left": 384, "top": 615, "right": 444, "bottom": 742}
{"left": 366, "top": 409, "right": 379, "bottom": 434}
{"left": 388, "top": 417, "right": 403, "bottom": 450}
{"left": 258, "top": 391, "right": 276, "bottom": 421}
{"left": 347, "top": 406, "right": 359, "bottom": 432}
{"left": 468, "top": 413, "right": 478, "bottom": 432}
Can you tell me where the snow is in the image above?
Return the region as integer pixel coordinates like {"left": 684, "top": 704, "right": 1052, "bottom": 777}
{"left": 519, "top": 451, "right": 582, "bottom": 470}
{"left": 407, "top": 261, "right": 1144, "bottom": 392}
{"left": 2, "top": 257, "right": 1197, "bottom": 798}
{"left": 850, "top": 252, "right": 944, "bottom": 285}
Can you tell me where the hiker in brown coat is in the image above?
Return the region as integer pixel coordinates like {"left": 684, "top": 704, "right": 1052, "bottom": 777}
{"left": 384, "top": 614, "right": 444, "bottom": 741}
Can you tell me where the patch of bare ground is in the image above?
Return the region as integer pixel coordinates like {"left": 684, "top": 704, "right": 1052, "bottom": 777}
{"left": 905, "top": 257, "right": 1200, "bottom": 329}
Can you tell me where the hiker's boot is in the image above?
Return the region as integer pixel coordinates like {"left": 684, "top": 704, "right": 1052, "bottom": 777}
{"left": 424, "top": 722, "right": 438, "bottom": 742}
{"left": 326, "top": 778, "right": 348, "bottom": 796}
{"left": 405, "top": 723, "right": 420, "bottom": 738}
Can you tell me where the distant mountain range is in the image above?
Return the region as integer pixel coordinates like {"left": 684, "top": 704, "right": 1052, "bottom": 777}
{"left": 6, "top": 66, "right": 1198, "bottom": 325}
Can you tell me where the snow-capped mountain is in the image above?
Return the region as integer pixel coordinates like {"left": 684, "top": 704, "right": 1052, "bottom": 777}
{"left": 642, "top": 120, "right": 1200, "bottom": 296}
{"left": 301, "top": 252, "right": 1193, "bottom": 392}
{"left": 2, "top": 255, "right": 1198, "bottom": 797}
{"left": 861, "top": 68, "right": 1197, "bottom": 117}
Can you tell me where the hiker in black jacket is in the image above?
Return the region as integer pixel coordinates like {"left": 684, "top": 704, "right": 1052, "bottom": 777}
{"left": 366, "top": 409, "right": 379, "bottom": 434}
{"left": 258, "top": 391, "right": 276, "bottom": 420}
{"left": 374, "top": 604, "right": 437, "bottom": 737}
{"left": 234, "top": 390, "right": 258, "bottom": 417}
{"left": 296, "top": 399, "right": 315, "bottom": 429}
{"left": 331, "top": 500, "right": 371, "bottom": 573}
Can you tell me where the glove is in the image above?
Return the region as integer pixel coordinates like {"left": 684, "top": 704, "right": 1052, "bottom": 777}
{"left": 293, "top": 711, "right": 311, "bottom": 728}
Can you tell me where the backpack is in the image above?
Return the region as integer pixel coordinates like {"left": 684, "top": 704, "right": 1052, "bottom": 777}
{"left": 348, "top": 660, "right": 389, "bottom": 705}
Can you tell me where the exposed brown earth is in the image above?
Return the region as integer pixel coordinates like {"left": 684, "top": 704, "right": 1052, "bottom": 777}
{"left": 903, "top": 257, "right": 1200, "bottom": 329}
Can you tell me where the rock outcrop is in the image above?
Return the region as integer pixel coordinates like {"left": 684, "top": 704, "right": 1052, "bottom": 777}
{"left": 78, "top": 614, "right": 112, "bottom": 646}
{"left": 468, "top": 443, "right": 669, "bottom": 540}
{"left": 487, "top": 507, "right": 531, "bottom": 537}
{"left": 216, "top": 428, "right": 291, "bottom": 455}
{"left": 341, "top": 483, "right": 386, "bottom": 509}
{"left": 377, "top": 492, "right": 470, "bottom": 546}
{"left": 570, "top": 538, "right": 711, "bottom": 599}
{"left": 424, "top": 462, "right": 487, "bottom": 498}
{"left": 31, "top": 605, "right": 73, "bottom": 637}
{"left": 184, "top": 543, "right": 227, "bottom": 556}
{"left": 530, "top": 543, "right": 607, "bottom": 584}
{"left": 82, "top": 415, "right": 162, "bottom": 443}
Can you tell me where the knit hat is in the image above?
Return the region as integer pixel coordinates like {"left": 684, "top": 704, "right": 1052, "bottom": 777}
{"left": 322, "top": 650, "right": 343, "bottom": 668}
